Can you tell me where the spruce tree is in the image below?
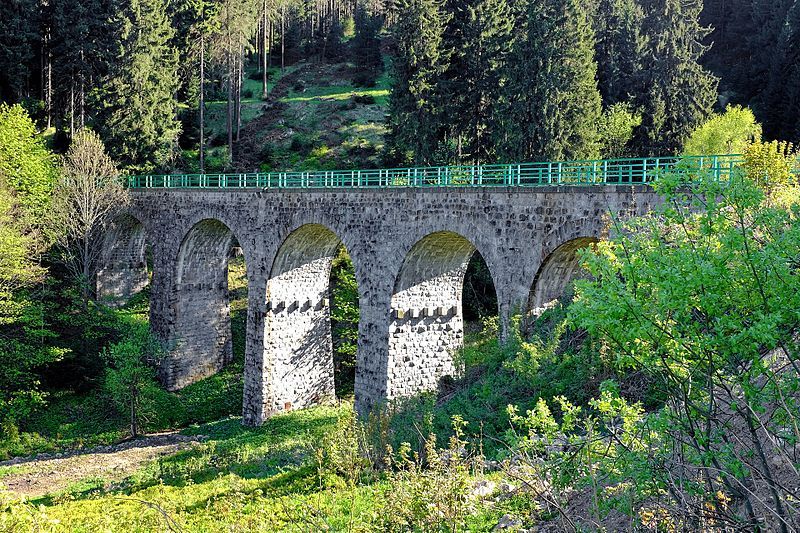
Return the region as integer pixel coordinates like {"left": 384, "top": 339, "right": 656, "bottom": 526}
{"left": 387, "top": 0, "right": 450, "bottom": 165}
{"left": 0, "top": 0, "right": 39, "bottom": 103}
{"left": 594, "top": 0, "right": 646, "bottom": 107}
{"left": 634, "top": 0, "right": 717, "bottom": 155}
{"left": 351, "top": 5, "right": 384, "bottom": 87}
{"left": 97, "top": 0, "right": 181, "bottom": 172}
{"left": 439, "top": 0, "right": 513, "bottom": 163}
{"left": 496, "top": 0, "right": 601, "bottom": 161}
{"left": 763, "top": 2, "right": 800, "bottom": 143}
{"left": 50, "top": 0, "right": 117, "bottom": 134}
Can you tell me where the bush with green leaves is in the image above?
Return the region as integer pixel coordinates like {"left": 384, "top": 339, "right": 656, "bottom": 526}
{"left": 598, "top": 102, "right": 642, "bottom": 159}
{"left": 564, "top": 156, "right": 800, "bottom": 529}
{"left": 379, "top": 416, "right": 480, "bottom": 532}
{"left": 330, "top": 247, "right": 359, "bottom": 397}
{"left": 0, "top": 104, "right": 63, "bottom": 439}
{"left": 102, "top": 323, "right": 165, "bottom": 438}
{"left": 683, "top": 104, "right": 762, "bottom": 155}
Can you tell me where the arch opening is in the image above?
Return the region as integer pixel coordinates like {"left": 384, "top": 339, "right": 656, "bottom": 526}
{"left": 168, "top": 219, "right": 245, "bottom": 390}
{"left": 265, "top": 224, "right": 357, "bottom": 412}
{"left": 388, "top": 231, "right": 498, "bottom": 400}
{"left": 97, "top": 214, "right": 151, "bottom": 307}
{"left": 528, "top": 237, "right": 599, "bottom": 317}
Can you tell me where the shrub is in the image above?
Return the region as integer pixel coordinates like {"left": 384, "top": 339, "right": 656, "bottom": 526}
{"left": 598, "top": 102, "right": 642, "bottom": 159}
{"left": 683, "top": 104, "right": 762, "bottom": 155}
{"left": 379, "top": 417, "right": 478, "bottom": 531}
{"left": 568, "top": 167, "right": 800, "bottom": 529}
{"left": 742, "top": 139, "right": 798, "bottom": 196}
{"left": 102, "top": 323, "right": 164, "bottom": 437}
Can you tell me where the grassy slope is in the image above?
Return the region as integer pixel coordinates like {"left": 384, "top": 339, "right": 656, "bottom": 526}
{"left": 230, "top": 61, "right": 389, "bottom": 173}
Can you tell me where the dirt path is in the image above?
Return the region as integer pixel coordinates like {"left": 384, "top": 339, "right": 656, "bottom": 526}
{"left": 0, "top": 432, "right": 204, "bottom": 498}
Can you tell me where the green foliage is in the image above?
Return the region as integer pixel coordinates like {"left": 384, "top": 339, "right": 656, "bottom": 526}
{"left": 742, "top": 139, "right": 799, "bottom": 196}
{"left": 594, "top": 0, "right": 647, "bottom": 107}
{"left": 598, "top": 102, "right": 642, "bottom": 158}
{"left": 380, "top": 417, "right": 478, "bottom": 531}
{"left": 634, "top": 0, "right": 717, "bottom": 155}
{"left": 102, "top": 322, "right": 164, "bottom": 437}
{"left": 0, "top": 103, "right": 57, "bottom": 229}
{"left": 569, "top": 169, "right": 800, "bottom": 528}
{"left": 387, "top": 0, "right": 450, "bottom": 165}
{"left": 96, "top": 0, "right": 181, "bottom": 172}
{"left": 0, "top": 104, "right": 63, "bottom": 438}
{"left": 330, "top": 247, "right": 359, "bottom": 397}
{"left": 497, "top": 0, "right": 602, "bottom": 161}
{"left": 683, "top": 104, "right": 762, "bottom": 156}
{"left": 439, "top": 0, "right": 513, "bottom": 163}
{"left": 351, "top": 8, "right": 383, "bottom": 87}
{"left": 462, "top": 253, "right": 497, "bottom": 321}
{"left": 505, "top": 386, "right": 654, "bottom": 525}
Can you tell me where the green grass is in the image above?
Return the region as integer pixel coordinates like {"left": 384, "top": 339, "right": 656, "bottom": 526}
{"left": 1, "top": 404, "right": 526, "bottom": 531}
{"left": 0, "top": 258, "right": 250, "bottom": 460}
{"left": 282, "top": 84, "right": 389, "bottom": 104}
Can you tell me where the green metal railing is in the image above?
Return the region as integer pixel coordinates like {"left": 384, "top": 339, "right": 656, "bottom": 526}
{"left": 125, "top": 154, "right": 744, "bottom": 189}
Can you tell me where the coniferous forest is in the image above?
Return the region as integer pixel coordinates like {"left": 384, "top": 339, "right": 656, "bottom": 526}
{"left": 2, "top": 0, "right": 800, "bottom": 530}
{"left": 1, "top": 0, "right": 799, "bottom": 171}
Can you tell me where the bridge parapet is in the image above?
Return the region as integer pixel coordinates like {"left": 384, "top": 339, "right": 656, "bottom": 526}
{"left": 125, "top": 154, "right": 743, "bottom": 190}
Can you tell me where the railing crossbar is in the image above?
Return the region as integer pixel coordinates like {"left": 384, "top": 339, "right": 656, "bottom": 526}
{"left": 124, "top": 154, "right": 779, "bottom": 190}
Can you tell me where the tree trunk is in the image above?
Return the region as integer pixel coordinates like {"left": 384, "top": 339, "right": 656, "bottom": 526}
{"left": 281, "top": 5, "right": 286, "bottom": 72}
{"left": 130, "top": 390, "right": 138, "bottom": 438}
{"left": 268, "top": 0, "right": 270, "bottom": 100}
{"left": 236, "top": 50, "right": 242, "bottom": 142}
{"left": 200, "top": 31, "right": 205, "bottom": 173}
{"left": 70, "top": 78, "right": 75, "bottom": 137}
{"left": 268, "top": 19, "right": 273, "bottom": 70}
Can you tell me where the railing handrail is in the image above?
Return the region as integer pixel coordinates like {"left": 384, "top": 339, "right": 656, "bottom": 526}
{"left": 124, "top": 154, "right": 758, "bottom": 190}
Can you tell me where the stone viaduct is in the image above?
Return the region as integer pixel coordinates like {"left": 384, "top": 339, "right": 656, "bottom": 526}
{"left": 97, "top": 185, "right": 662, "bottom": 425}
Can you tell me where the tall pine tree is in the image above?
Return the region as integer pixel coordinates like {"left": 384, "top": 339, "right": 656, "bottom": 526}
{"left": 594, "top": 0, "right": 646, "bottom": 107}
{"left": 496, "top": 0, "right": 601, "bottom": 161}
{"left": 351, "top": 4, "right": 384, "bottom": 87}
{"left": 50, "top": 0, "right": 117, "bottom": 135}
{"left": 0, "top": 0, "right": 39, "bottom": 103}
{"left": 97, "top": 0, "right": 181, "bottom": 172}
{"left": 763, "top": 1, "right": 800, "bottom": 143}
{"left": 387, "top": 0, "right": 450, "bottom": 165}
{"left": 634, "top": 0, "right": 717, "bottom": 155}
{"left": 438, "top": 0, "right": 512, "bottom": 163}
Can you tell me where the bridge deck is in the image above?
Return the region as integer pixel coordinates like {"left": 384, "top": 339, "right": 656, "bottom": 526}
{"left": 126, "top": 154, "right": 743, "bottom": 189}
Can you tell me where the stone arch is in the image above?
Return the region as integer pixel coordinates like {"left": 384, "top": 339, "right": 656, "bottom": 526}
{"left": 167, "top": 218, "right": 241, "bottom": 390}
{"left": 387, "top": 231, "right": 496, "bottom": 400}
{"left": 528, "top": 236, "right": 599, "bottom": 315}
{"left": 264, "top": 223, "right": 351, "bottom": 411}
{"left": 97, "top": 213, "right": 150, "bottom": 307}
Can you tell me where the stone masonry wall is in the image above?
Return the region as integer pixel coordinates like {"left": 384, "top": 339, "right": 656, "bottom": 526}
{"left": 167, "top": 219, "right": 235, "bottom": 389}
{"left": 96, "top": 214, "right": 149, "bottom": 307}
{"left": 265, "top": 224, "right": 339, "bottom": 410}
{"left": 105, "top": 186, "right": 662, "bottom": 425}
{"left": 388, "top": 232, "right": 475, "bottom": 399}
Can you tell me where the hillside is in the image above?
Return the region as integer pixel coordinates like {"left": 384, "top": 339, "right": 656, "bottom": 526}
{"left": 231, "top": 61, "right": 389, "bottom": 173}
